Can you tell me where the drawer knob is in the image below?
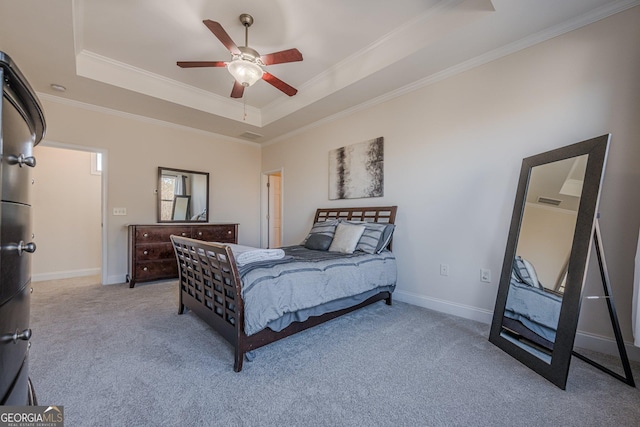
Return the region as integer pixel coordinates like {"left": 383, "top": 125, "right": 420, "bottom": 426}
{"left": 15, "top": 241, "right": 36, "bottom": 256}
{"left": 1, "top": 328, "right": 32, "bottom": 344}
{"left": 198, "top": 231, "right": 203, "bottom": 236}
{"left": 143, "top": 250, "right": 149, "bottom": 255}
{"left": 181, "top": 232, "right": 187, "bottom": 236}
{"left": 7, "top": 154, "right": 36, "bottom": 168}
{"left": 143, "top": 267, "right": 148, "bottom": 271}
{"left": 143, "top": 233, "right": 149, "bottom": 237}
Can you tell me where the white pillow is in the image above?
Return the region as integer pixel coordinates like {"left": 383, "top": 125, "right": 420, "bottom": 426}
{"left": 328, "top": 222, "right": 366, "bottom": 254}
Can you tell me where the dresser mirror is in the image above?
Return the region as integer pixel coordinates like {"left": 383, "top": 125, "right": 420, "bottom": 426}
{"left": 157, "top": 167, "right": 209, "bottom": 223}
{"left": 489, "top": 135, "right": 610, "bottom": 389}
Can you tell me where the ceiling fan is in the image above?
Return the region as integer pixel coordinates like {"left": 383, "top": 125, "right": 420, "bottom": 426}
{"left": 177, "top": 14, "right": 303, "bottom": 99}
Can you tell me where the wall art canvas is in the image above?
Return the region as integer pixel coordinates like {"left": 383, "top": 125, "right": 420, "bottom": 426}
{"left": 329, "top": 137, "right": 384, "bottom": 200}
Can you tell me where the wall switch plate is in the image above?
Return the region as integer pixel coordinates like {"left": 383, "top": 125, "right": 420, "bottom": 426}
{"left": 440, "top": 264, "right": 449, "bottom": 276}
{"left": 480, "top": 268, "right": 491, "bottom": 283}
{"left": 113, "top": 207, "right": 127, "bottom": 216}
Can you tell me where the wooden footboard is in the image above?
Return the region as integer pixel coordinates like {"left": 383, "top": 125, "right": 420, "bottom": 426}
{"left": 171, "top": 237, "right": 245, "bottom": 367}
{"left": 171, "top": 205, "right": 397, "bottom": 372}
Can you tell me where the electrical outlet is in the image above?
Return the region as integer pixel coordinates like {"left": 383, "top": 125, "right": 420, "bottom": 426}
{"left": 440, "top": 264, "right": 449, "bottom": 276}
{"left": 480, "top": 268, "right": 491, "bottom": 283}
{"left": 113, "top": 207, "right": 127, "bottom": 216}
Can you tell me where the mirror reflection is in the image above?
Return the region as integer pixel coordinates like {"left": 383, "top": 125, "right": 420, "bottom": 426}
{"left": 157, "top": 167, "right": 209, "bottom": 222}
{"left": 501, "top": 154, "right": 588, "bottom": 361}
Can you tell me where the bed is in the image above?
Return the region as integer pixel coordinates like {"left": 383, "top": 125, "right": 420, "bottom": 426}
{"left": 170, "top": 206, "right": 398, "bottom": 371}
{"left": 502, "top": 256, "right": 562, "bottom": 351}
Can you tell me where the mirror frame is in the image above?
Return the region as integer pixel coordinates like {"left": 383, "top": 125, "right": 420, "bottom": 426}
{"left": 157, "top": 167, "right": 209, "bottom": 223}
{"left": 489, "top": 134, "right": 610, "bottom": 389}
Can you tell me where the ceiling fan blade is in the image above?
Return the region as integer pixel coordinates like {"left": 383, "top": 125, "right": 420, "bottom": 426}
{"left": 262, "top": 72, "right": 298, "bottom": 96}
{"left": 260, "top": 48, "right": 303, "bottom": 65}
{"left": 231, "top": 80, "right": 245, "bottom": 98}
{"left": 177, "top": 61, "right": 227, "bottom": 68}
{"left": 203, "top": 20, "right": 241, "bottom": 55}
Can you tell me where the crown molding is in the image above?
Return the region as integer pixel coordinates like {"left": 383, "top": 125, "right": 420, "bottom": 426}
{"left": 37, "top": 92, "right": 261, "bottom": 148}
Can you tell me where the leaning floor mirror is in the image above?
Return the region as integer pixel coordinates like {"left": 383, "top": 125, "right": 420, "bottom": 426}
{"left": 489, "top": 134, "right": 625, "bottom": 389}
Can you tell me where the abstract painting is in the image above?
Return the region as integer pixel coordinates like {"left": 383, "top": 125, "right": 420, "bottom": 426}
{"left": 329, "top": 137, "right": 384, "bottom": 200}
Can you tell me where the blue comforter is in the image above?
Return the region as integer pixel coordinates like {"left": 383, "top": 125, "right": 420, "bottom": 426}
{"left": 239, "top": 246, "right": 397, "bottom": 336}
{"left": 504, "top": 279, "right": 562, "bottom": 342}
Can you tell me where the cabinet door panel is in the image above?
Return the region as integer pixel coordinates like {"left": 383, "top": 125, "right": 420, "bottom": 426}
{"left": 194, "top": 225, "right": 236, "bottom": 243}
{"left": 1, "top": 94, "right": 35, "bottom": 206}
{"left": 0, "top": 285, "right": 30, "bottom": 402}
{"left": 0, "top": 203, "right": 32, "bottom": 306}
{"left": 135, "top": 243, "right": 174, "bottom": 261}
{"left": 135, "top": 260, "right": 177, "bottom": 280}
{"left": 135, "top": 226, "right": 191, "bottom": 243}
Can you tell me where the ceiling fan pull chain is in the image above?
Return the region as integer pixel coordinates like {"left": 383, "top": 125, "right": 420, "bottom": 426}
{"left": 243, "top": 93, "right": 247, "bottom": 121}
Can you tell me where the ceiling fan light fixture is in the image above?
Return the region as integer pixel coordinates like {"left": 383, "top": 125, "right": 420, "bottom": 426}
{"left": 228, "top": 58, "right": 263, "bottom": 87}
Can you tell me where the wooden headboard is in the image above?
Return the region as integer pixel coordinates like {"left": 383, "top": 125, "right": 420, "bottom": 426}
{"left": 314, "top": 206, "right": 397, "bottom": 224}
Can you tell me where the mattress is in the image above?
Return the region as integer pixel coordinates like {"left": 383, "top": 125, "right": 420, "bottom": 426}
{"left": 238, "top": 245, "right": 397, "bottom": 336}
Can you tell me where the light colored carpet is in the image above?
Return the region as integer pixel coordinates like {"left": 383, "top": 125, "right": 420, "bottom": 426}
{"left": 29, "top": 276, "right": 640, "bottom": 426}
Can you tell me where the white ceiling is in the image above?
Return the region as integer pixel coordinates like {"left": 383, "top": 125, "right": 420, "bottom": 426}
{"left": 1, "top": 0, "right": 637, "bottom": 143}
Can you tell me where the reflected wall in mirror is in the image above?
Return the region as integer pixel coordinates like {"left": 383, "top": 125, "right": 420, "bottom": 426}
{"left": 157, "top": 167, "right": 209, "bottom": 223}
{"left": 489, "top": 134, "right": 610, "bottom": 389}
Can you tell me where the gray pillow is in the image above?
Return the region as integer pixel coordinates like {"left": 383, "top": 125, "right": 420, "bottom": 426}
{"left": 513, "top": 256, "right": 543, "bottom": 289}
{"left": 344, "top": 221, "right": 396, "bottom": 254}
{"left": 304, "top": 234, "right": 333, "bottom": 251}
{"left": 301, "top": 219, "right": 340, "bottom": 244}
{"left": 376, "top": 224, "right": 395, "bottom": 253}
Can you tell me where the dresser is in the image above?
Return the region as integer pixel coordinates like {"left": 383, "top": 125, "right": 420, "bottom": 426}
{"left": 0, "top": 52, "right": 45, "bottom": 405}
{"left": 127, "top": 223, "right": 238, "bottom": 287}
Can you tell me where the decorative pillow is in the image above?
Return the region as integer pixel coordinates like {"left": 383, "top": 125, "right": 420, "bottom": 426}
{"left": 301, "top": 219, "right": 340, "bottom": 244}
{"left": 344, "top": 221, "right": 396, "bottom": 254}
{"left": 513, "top": 256, "right": 543, "bottom": 289}
{"left": 375, "top": 224, "right": 396, "bottom": 253}
{"left": 304, "top": 233, "right": 333, "bottom": 251}
{"left": 328, "top": 222, "right": 366, "bottom": 254}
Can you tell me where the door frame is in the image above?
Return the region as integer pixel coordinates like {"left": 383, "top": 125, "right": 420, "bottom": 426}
{"left": 40, "top": 140, "right": 108, "bottom": 285}
{"left": 260, "top": 168, "right": 284, "bottom": 248}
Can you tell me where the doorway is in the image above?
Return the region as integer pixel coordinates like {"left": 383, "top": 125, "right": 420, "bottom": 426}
{"left": 32, "top": 142, "right": 107, "bottom": 285}
{"left": 261, "top": 169, "right": 283, "bottom": 248}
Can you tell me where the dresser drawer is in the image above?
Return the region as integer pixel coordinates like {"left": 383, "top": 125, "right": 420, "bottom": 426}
{"left": 135, "top": 243, "right": 174, "bottom": 261}
{"left": 134, "top": 260, "right": 177, "bottom": 281}
{"left": 0, "top": 285, "right": 31, "bottom": 402}
{"left": 1, "top": 355, "right": 28, "bottom": 405}
{"left": 194, "top": 225, "right": 237, "bottom": 243}
{"left": 1, "top": 94, "right": 36, "bottom": 206}
{"left": 0, "top": 202, "right": 33, "bottom": 306}
{"left": 135, "top": 226, "right": 191, "bottom": 243}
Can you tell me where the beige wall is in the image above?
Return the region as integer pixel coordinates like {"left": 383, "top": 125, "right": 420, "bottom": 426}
{"left": 32, "top": 146, "right": 102, "bottom": 280}
{"left": 517, "top": 203, "right": 577, "bottom": 289}
{"left": 38, "top": 99, "right": 262, "bottom": 285}
{"left": 262, "top": 8, "right": 640, "bottom": 352}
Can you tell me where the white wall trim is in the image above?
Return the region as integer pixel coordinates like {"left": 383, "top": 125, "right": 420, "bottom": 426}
{"left": 574, "top": 329, "right": 640, "bottom": 363}
{"left": 33, "top": 268, "right": 101, "bottom": 282}
{"left": 394, "top": 289, "right": 494, "bottom": 324}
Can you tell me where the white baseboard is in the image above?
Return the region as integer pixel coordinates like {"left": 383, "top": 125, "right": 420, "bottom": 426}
{"left": 574, "top": 330, "right": 640, "bottom": 363}
{"left": 394, "top": 289, "right": 494, "bottom": 324}
{"left": 105, "top": 274, "right": 128, "bottom": 285}
{"left": 395, "top": 289, "right": 640, "bottom": 363}
{"left": 32, "top": 268, "right": 101, "bottom": 282}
